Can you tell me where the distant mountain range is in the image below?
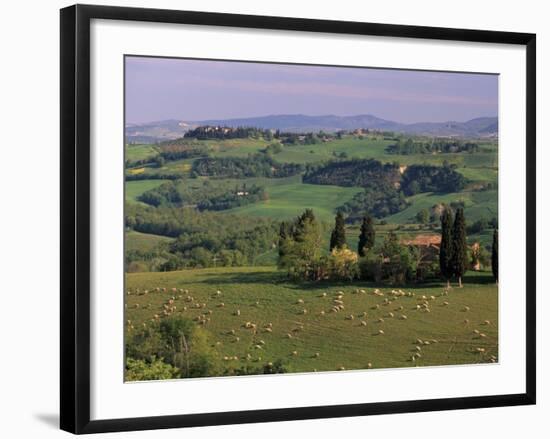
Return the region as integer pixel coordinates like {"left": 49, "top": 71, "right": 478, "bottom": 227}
{"left": 125, "top": 114, "right": 498, "bottom": 143}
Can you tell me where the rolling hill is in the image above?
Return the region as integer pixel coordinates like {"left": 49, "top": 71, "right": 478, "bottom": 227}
{"left": 125, "top": 114, "right": 499, "bottom": 143}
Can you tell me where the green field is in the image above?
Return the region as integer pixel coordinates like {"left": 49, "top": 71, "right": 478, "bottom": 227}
{"left": 125, "top": 179, "right": 166, "bottom": 204}
{"left": 270, "top": 137, "right": 496, "bottom": 167}
{"left": 125, "top": 230, "right": 173, "bottom": 252}
{"left": 126, "top": 266, "right": 498, "bottom": 373}
{"left": 126, "top": 144, "right": 159, "bottom": 162}
{"left": 206, "top": 138, "right": 270, "bottom": 157}
{"left": 458, "top": 167, "right": 498, "bottom": 185}
{"left": 385, "top": 190, "right": 497, "bottom": 225}
{"left": 225, "top": 182, "right": 363, "bottom": 222}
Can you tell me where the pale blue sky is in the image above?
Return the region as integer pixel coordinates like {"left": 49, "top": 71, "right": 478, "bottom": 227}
{"left": 125, "top": 56, "right": 498, "bottom": 124}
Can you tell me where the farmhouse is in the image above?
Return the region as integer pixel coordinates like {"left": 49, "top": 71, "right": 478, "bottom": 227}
{"left": 402, "top": 235, "right": 483, "bottom": 272}
{"left": 401, "top": 234, "right": 441, "bottom": 276}
{"left": 401, "top": 234, "right": 441, "bottom": 249}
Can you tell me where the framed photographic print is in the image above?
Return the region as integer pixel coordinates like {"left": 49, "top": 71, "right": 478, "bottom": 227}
{"left": 60, "top": 4, "right": 536, "bottom": 434}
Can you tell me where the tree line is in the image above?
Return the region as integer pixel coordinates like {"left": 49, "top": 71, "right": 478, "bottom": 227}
{"left": 337, "top": 180, "right": 409, "bottom": 220}
{"left": 386, "top": 138, "right": 480, "bottom": 155}
{"left": 277, "top": 207, "right": 498, "bottom": 286}
{"left": 303, "top": 159, "right": 466, "bottom": 196}
{"left": 184, "top": 125, "right": 272, "bottom": 140}
{"left": 303, "top": 159, "right": 401, "bottom": 188}
{"left": 137, "top": 181, "right": 267, "bottom": 211}
{"left": 191, "top": 154, "right": 304, "bottom": 179}
{"left": 125, "top": 204, "right": 278, "bottom": 270}
{"left": 439, "top": 207, "right": 498, "bottom": 287}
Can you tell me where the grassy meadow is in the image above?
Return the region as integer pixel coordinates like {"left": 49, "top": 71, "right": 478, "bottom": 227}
{"left": 126, "top": 267, "right": 498, "bottom": 373}
{"left": 225, "top": 183, "right": 363, "bottom": 222}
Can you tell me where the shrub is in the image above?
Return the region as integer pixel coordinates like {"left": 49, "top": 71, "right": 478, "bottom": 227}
{"left": 125, "top": 357, "right": 179, "bottom": 381}
{"left": 326, "top": 246, "right": 359, "bottom": 281}
{"left": 358, "top": 233, "right": 418, "bottom": 285}
{"left": 155, "top": 316, "right": 222, "bottom": 378}
{"left": 358, "top": 249, "right": 384, "bottom": 282}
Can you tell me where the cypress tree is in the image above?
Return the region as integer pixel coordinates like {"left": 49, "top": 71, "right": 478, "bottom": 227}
{"left": 492, "top": 228, "right": 498, "bottom": 283}
{"left": 358, "top": 215, "right": 375, "bottom": 256}
{"left": 294, "top": 209, "right": 315, "bottom": 242}
{"left": 278, "top": 221, "right": 290, "bottom": 257}
{"left": 329, "top": 211, "right": 347, "bottom": 251}
{"left": 451, "top": 208, "right": 468, "bottom": 287}
{"left": 439, "top": 208, "right": 453, "bottom": 288}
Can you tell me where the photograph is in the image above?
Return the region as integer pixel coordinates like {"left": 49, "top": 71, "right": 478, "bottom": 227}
{"left": 123, "top": 56, "right": 499, "bottom": 382}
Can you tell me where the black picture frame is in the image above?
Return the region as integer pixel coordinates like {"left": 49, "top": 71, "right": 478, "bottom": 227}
{"left": 60, "top": 4, "right": 536, "bottom": 434}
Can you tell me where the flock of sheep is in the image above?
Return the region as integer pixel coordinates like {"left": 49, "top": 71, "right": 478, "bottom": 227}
{"left": 125, "top": 284, "right": 497, "bottom": 371}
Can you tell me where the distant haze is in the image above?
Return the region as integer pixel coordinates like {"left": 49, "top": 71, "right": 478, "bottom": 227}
{"left": 125, "top": 56, "right": 498, "bottom": 125}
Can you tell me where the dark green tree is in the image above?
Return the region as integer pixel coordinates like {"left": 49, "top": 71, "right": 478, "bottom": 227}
{"left": 416, "top": 208, "right": 429, "bottom": 224}
{"left": 439, "top": 207, "right": 454, "bottom": 288}
{"left": 278, "top": 209, "right": 323, "bottom": 281}
{"left": 451, "top": 208, "right": 468, "bottom": 287}
{"left": 294, "top": 209, "right": 316, "bottom": 243}
{"left": 278, "top": 221, "right": 291, "bottom": 258}
{"left": 358, "top": 215, "right": 375, "bottom": 257}
{"left": 492, "top": 229, "right": 498, "bottom": 283}
{"left": 329, "top": 211, "right": 347, "bottom": 251}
